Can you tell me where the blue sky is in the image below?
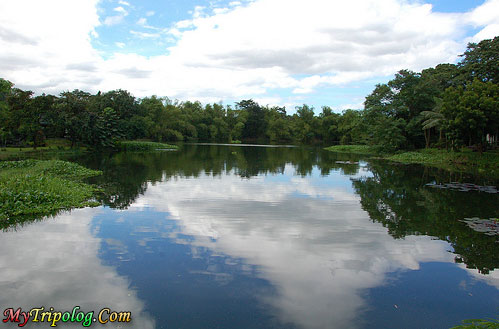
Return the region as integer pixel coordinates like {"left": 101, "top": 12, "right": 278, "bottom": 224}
{"left": 0, "top": 0, "right": 497, "bottom": 113}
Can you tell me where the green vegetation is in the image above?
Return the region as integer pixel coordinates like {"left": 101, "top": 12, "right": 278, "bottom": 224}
{"left": 451, "top": 318, "right": 499, "bottom": 328}
{"left": 387, "top": 148, "right": 499, "bottom": 178}
{"left": 116, "top": 140, "right": 177, "bottom": 151}
{"left": 0, "top": 160, "right": 102, "bottom": 225}
{"left": 324, "top": 145, "right": 376, "bottom": 155}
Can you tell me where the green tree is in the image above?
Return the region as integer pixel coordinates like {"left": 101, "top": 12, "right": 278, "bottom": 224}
{"left": 337, "top": 109, "right": 365, "bottom": 145}
{"left": 442, "top": 80, "right": 499, "bottom": 151}
{"left": 0, "top": 79, "right": 13, "bottom": 146}
{"left": 237, "top": 99, "right": 267, "bottom": 142}
{"left": 57, "top": 90, "right": 91, "bottom": 147}
{"left": 266, "top": 106, "right": 292, "bottom": 143}
{"left": 293, "top": 104, "right": 318, "bottom": 144}
{"left": 420, "top": 97, "right": 446, "bottom": 148}
{"left": 459, "top": 36, "right": 499, "bottom": 83}
{"left": 319, "top": 106, "right": 340, "bottom": 144}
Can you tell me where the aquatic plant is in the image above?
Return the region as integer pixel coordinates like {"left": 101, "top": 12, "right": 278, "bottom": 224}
{"left": 451, "top": 318, "right": 499, "bottom": 328}
{"left": 324, "top": 145, "right": 375, "bottom": 155}
{"left": 0, "top": 160, "right": 102, "bottom": 225}
{"left": 116, "top": 141, "right": 178, "bottom": 151}
{"left": 426, "top": 182, "right": 498, "bottom": 193}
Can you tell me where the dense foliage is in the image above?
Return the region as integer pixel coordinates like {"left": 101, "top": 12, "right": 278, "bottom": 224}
{"left": 0, "top": 37, "right": 497, "bottom": 151}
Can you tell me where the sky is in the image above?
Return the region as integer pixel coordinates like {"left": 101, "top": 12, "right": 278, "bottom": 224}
{"left": 0, "top": 0, "right": 498, "bottom": 113}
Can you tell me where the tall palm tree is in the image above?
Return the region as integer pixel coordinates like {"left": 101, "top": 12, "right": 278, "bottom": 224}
{"left": 421, "top": 97, "right": 444, "bottom": 148}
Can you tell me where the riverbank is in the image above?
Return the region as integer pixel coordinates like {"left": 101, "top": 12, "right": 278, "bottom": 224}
{"left": 0, "top": 139, "right": 178, "bottom": 159}
{"left": 0, "top": 139, "right": 86, "bottom": 160}
{"left": 387, "top": 148, "right": 499, "bottom": 178}
{"left": 325, "top": 145, "right": 499, "bottom": 178}
{"left": 0, "top": 160, "right": 102, "bottom": 225}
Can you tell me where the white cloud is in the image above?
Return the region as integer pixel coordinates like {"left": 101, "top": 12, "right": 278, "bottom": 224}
{"left": 113, "top": 6, "right": 127, "bottom": 15}
{"left": 137, "top": 17, "right": 147, "bottom": 26}
{"left": 466, "top": 0, "right": 499, "bottom": 41}
{"left": 118, "top": 0, "right": 131, "bottom": 6}
{"left": 115, "top": 41, "right": 126, "bottom": 48}
{"left": 338, "top": 102, "right": 364, "bottom": 111}
{"left": 213, "top": 7, "right": 230, "bottom": 14}
{"left": 130, "top": 30, "right": 161, "bottom": 39}
{"left": 0, "top": 0, "right": 497, "bottom": 107}
{"left": 0, "top": 0, "right": 102, "bottom": 93}
{"left": 146, "top": 10, "right": 155, "bottom": 17}
{"left": 103, "top": 15, "right": 125, "bottom": 26}
{"left": 103, "top": 5, "right": 129, "bottom": 26}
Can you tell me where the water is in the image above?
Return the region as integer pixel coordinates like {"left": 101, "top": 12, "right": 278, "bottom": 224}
{"left": 1, "top": 144, "right": 498, "bottom": 328}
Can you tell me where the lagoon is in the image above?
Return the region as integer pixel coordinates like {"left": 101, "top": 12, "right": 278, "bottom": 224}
{"left": 0, "top": 144, "right": 497, "bottom": 328}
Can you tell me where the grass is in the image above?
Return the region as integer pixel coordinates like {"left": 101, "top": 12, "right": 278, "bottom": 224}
{"left": 0, "top": 159, "right": 102, "bottom": 225}
{"left": 324, "top": 145, "right": 376, "bottom": 155}
{"left": 387, "top": 148, "right": 499, "bottom": 178}
{"left": 116, "top": 140, "right": 178, "bottom": 151}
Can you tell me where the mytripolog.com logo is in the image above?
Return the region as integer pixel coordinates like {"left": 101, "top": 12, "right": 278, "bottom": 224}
{"left": 3, "top": 306, "right": 131, "bottom": 327}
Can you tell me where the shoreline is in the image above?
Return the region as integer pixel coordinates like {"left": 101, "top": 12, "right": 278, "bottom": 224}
{"left": 325, "top": 145, "right": 499, "bottom": 179}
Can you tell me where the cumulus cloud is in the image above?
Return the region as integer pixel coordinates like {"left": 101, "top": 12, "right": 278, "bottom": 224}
{"left": 0, "top": 0, "right": 497, "bottom": 107}
{"left": 465, "top": 0, "right": 499, "bottom": 41}
{"left": 0, "top": 0, "right": 102, "bottom": 94}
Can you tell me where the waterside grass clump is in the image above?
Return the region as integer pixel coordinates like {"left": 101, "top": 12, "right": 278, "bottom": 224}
{"left": 325, "top": 145, "right": 499, "bottom": 178}
{"left": 0, "top": 160, "right": 102, "bottom": 224}
{"left": 386, "top": 148, "right": 499, "bottom": 178}
{"left": 116, "top": 141, "right": 178, "bottom": 151}
{"left": 324, "top": 145, "right": 376, "bottom": 155}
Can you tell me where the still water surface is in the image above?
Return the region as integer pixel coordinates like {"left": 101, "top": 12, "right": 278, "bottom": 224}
{"left": 1, "top": 145, "right": 498, "bottom": 328}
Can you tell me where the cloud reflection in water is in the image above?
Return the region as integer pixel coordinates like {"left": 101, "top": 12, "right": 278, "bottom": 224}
{"left": 127, "top": 165, "right": 464, "bottom": 329}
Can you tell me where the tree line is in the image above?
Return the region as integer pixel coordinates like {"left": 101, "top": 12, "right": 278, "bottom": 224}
{"left": 0, "top": 37, "right": 497, "bottom": 151}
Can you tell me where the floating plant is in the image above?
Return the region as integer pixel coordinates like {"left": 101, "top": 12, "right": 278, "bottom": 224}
{"left": 460, "top": 217, "right": 499, "bottom": 236}
{"left": 425, "top": 182, "right": 498, "bottom": 193}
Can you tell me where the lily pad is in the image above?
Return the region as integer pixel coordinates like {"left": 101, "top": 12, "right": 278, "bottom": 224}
{"left": 426, "top": 182, "right": 498, "bottom": 193}
{"left": 460, "top": 217, "right": 499, "bottom": 236}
